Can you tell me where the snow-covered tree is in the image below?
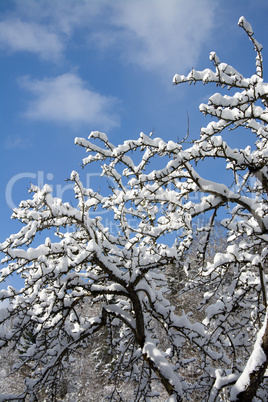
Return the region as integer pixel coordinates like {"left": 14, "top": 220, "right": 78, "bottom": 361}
{"left": 0, "top": 17, "right": 268, "bottom": 401}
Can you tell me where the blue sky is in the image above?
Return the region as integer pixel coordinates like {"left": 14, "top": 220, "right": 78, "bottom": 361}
{"left": 0, "top": 0, "right": 268, "bottom": 245}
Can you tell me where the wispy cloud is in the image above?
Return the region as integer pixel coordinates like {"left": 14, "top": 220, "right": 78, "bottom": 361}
{"left": 92, "top": 0, "right": 217, "bottom": 78}
{"left": 0, "top": 0, "right": 103, "bottom": 62}
{"left": 12, "top": 0, "right": 103, "bottom": 36}
{"left": 1, "top": 0, "right": 217, "bottom": 129}
{"left": 1, "top": 0, "right": 217, "bottom": 76}
{"left": 0, "top": 19, "right": 64, "bottom": 61}
{"left": 19, "top": 73, "right": 120, "bottom": 130}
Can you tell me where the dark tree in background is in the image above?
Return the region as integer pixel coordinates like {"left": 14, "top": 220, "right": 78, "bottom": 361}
{"left": 0, "top": 17, "right": 268, "bottom": 401}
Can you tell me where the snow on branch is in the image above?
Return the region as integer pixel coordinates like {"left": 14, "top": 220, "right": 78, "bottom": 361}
{"left": 238, "top": 16, "right": 263, "bottom": 78}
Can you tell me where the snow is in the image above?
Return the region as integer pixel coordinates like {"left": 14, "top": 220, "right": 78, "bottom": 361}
{"left": 230, "top": 312, "right": 268, "bottom": 400}
{"left": 166, "top": 396, "right": 179, "bottom": 402}
{"left": 143, "top": 340, "right": 183, "bottom": 397}
{"left": 238, "top": 16, "right": 253, "bottom": 36}
{"left": 209, "top": 51, "right": 220, "bottom": 65}
{"left": 104, "top": 304, "right": 136, "bottom": 330}
{"left": 208, "top": 370, "right": 239, "bottom": 402}
{"left": 0, "top": 394, "right": 27, "bottom": 402}
{"left": 0, "top": 308, "right": 9, "bottom": 323}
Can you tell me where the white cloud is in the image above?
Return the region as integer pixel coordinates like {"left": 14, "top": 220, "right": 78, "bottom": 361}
{"left": 12, "top": 0, "right": 103, "bottom": 36}
{"left": 2, "top": 0, "right": 217, "bottom": 76}
{"left": 86, "top": 0, "right": 217, "bottom": 79}
{"left": 94, "top": 0, "right": 217, "bottom": 78}
{"left": 0, "top": 19, "right": 64, "bottom": 61}
{"left": 0, "top": 0, "right": 104, "bottom": 62}
{"left": 19, "top": 73, "right": 120, "bottom": 130}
